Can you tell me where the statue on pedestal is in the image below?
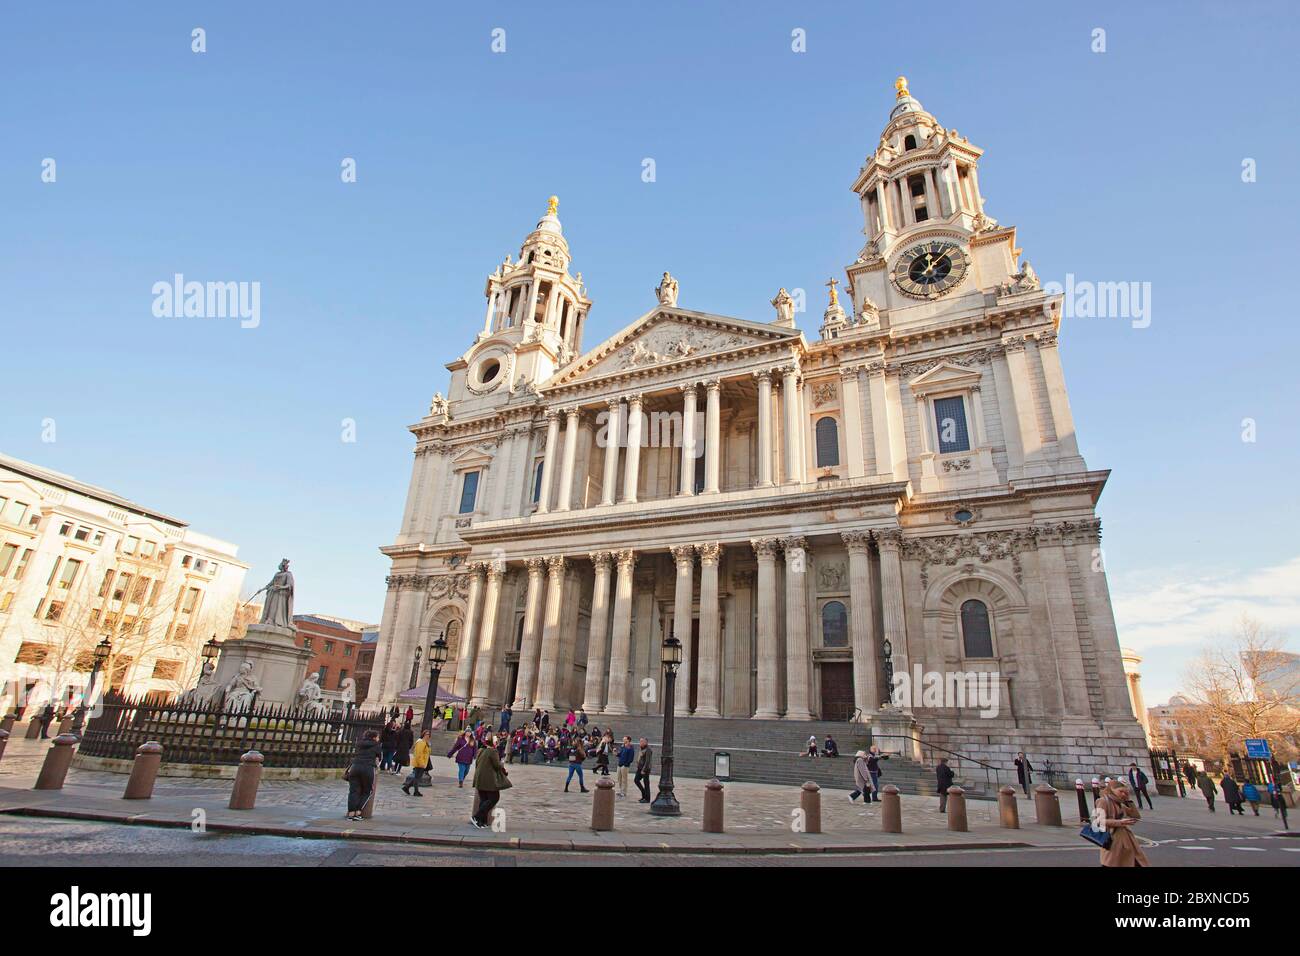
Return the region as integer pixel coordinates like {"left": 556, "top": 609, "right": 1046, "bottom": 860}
{"left": 295, "top": 673, "right": 329, "bottom": 717}
{"left": 655, "top": 271, "right": 679, "bottom": 307}
{"left": 179, "top": 660, "right": 219, "bottom": 706}
{"left": 339, "top": 677, "right": 357, "bottom": 715}
{"left": 255, "top": 559, "right": 295, "bottom": 629}
{"left": 224, "top": 662, "right": 262, "bottom": 712}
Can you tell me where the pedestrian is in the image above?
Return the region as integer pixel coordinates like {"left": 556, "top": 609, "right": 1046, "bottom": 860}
{"left": 634, "top": 737, "right": 653, "bottom": 803}
{"left": 1197, "top": 772, "right": 1218, "bottom": 812}
{"left": 449, "top": 731, "right": 477, "bottom": 788}
{"left": 1242, "top": 781, "right": 1261, "bottom": 816}
{"left": 470, "top": 734, "right": 511, "bottom": 829}
{"left": 39, "top": 703, "right": 55, "bottom": 739}
{"left": 1221, "top": 774, "right": 1244, "bottom": 815}
{"left": 1014, "top": 752, "right": 1034, "bottom": 796}
{"left": 1098, "top": 780, "right": 1149, "bottom": 867}
{"left": 616, "top": 736, "right": 635, "bottom": 799}
{"left": 394, "top": 722, "right": 414, "bottom": 776}
{"left": 578, "top": 708, "right": 589, "bottom": 727}
{"left": 823, "top": 734, "right": 839, "bottom": 757}
{"left": 404, "top": 705, "right": 414, "bottom": 725}
{"left": 1269, "top": 783, "right": 1290, "bottom": 829}
{"left": 345, "top": 729, "right": 382, "bottom": 821}
{"left": 804, "top": 735, "right": 819, "bottom": 758}
{"left": 402, "top": 729, "right": 432, "bottom": 796}
{"left": 936, "top": 757, "right": 955, "bottom": 812}
{"left": 865, "top": 745, "right": 890, "bottom": 801}
{"left": 499, "top": 705, "right": 512, "bottom": 733}
{"left": 1126, "top": 762, "right": 1154, "bottom": 810}
{"left": 565, "top": 708, "right": 577, "bottom": 729}
{"left": 849, "top": 750, "right": 872, "bottom": 802}
{"left": 1184, "top": 762, "right": 1198, "bottom": 790}
{"left": 565, "top": 735, "right": 589, "bottom": 793}
{"left": 379, "top": 720, "right": 399, "bottom": 772}
{"left": 595, "top": 731, "right": 613, "bottom": 776}
{"left": 540, "top": 710, "right": 550, "bottom": 732}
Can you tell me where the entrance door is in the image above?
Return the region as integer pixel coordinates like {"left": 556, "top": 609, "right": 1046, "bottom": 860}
{"left": 819, "top": 662, "right": 855, "bottom": 721}
{"left": 504, "top": 664, "right": 518, "bottom": 709}
{"left": 689, "top": 619, "right": 700, "bottom": 713}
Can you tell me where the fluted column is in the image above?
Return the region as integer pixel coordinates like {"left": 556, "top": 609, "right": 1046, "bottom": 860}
{"left": 694, "top": 542, "right": 723, "bottom": 717}
{"left": 751, "top": 539, "right": 781, "bottom": 718}
{"left": 782, "top": 366, "right": 804, "bottom": 484}
{"left": 604, "top": 549, "right": 636, "bottom": 715}
{"left": 532, "top": 555, "right": 567, "bottom": 710}
{"left": 512, "top": 557, "right": 547, "bottom": 709}
{"left": 876, "top": 529, "right": 910, "bottom": 708}
{"left": 677, "top": 383, "right": 698, "bottom": 496}
{"left": 535, "top": 410, "right": 561, "bottom": 514}
{"left": 782, "top": 536, "right": 813, "bottom": 719}
{"left": 754, "top": 370, "right": 774, "bottom": 487}
{"left": 452, "top": 562, "right": 487, "bottom": 700}
{"left": 580, "top": 552, "right": 614, "bottom": 712}
{"left": 469, "top": 562, "right": 506, "bottom": 706}
{"left": 670, "top": 545, "right": 695, "bottom": 716}
{"left": 842, "top": 531, "right": 879, "bottom": 712}
{"left": 620, "top": 395, "right": 643, "bottom": 504}
{"left": 703, "top": 379, "right": 722, "bottom": 494}
{"left": 600, "top": 398, "right": 621, "bottom": 506}
{"left": 555, "top": 406, "right": 581, "bottom": 512}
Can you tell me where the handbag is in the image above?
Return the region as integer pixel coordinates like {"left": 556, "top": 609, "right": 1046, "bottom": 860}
{"left": 1079, "top": 822, "right": 1112, "bottom": 849}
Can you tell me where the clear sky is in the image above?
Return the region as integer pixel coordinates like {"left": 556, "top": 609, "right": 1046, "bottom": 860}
{"left": 2, "top": 2, "right": 1297, "bottom": 705}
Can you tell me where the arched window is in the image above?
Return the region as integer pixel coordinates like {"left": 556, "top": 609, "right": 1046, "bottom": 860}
{"left": 444, "top": 619, "right": 461, "bottom": 662}
{"left": 815, "top": 417, "right": 840, "bottom": 467}
{"left": 904, "top": 134, "right": 917, "bottom": 151}
{"left": 821, "top": 601, "right": 848, "bottom": 647}
{"left": 532, "top": 460, "right": 545, "bottom": 503}
{"left": 960, "top": 599, "right": 993, "bottom": 658}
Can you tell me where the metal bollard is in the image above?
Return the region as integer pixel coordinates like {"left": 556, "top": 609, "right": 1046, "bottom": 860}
{"left": 702, "top": 778, "right": 724, "bottom": 833}
{"left": 1, "top": 713, "right": 16, "bottom": 735}
{"left": 0, "top": 729, "right": 9, "bottom": 763}
{"left": 800, "top": 781, "right": 822, "bottom": 834}
{"left": 123, "top": 742, "right": 164, "bottom": 800}
{"left": 998, "top": 785, "right": 1020, "bottom": 828}
{"left": 591, "top": 777, "right": 615, "bottom": 831}
{"left": 1033, "top": 783, "right": 1063, "bottom": 826}
{"left": 56, "top": 715, "right": 73, "bottom": 736}
{"left": 946, "top": 786, "right": 968, "bottom": 831}
{"left": 1075, "top": 779, "right": 1091, "bottom": 822}
{"left": 228, "top": 750, "right": 264, "bottom": 810}
{"left": 881, "top": 784, "right": 903, "bottom": 833}
{"left": 361, "top": 765, "right": 379, "bottom": 819}
{"left": 25, "top": 717, "right": 42, "bottom": 739}
{"left": 34, "top": 734, "right": 79, "bottom": 790}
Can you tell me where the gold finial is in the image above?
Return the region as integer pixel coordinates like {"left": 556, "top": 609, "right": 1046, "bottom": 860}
{"left": 826, "top": 277, "right": 840, "bottom": 306}
{"left": 895, "top": 75, "right": 909, "bottom": 99}
{"left": 546, "top": 195, "right": 559, "bottom": 216}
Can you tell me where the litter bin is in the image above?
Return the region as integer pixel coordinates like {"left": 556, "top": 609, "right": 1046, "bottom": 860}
{"left": 714, "top": 751, "right": 730, "bottom": 780}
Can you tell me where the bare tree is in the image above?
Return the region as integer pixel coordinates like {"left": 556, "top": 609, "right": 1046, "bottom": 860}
{"left": 1181, "top": 614, "right": 1300, "bottom": 765}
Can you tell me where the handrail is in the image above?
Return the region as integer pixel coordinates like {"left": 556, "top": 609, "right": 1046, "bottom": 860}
{"left": 871, "top": 733, "right": 1007, "bottom": 794}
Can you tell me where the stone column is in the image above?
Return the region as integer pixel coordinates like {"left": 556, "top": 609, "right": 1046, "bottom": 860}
{"left": 535, "top": 410, "right": 561, "bottom": 514}
{"left": 581, "top": 552, "right": 614, "bottom": 713}
{"left": 753, "top": 370, "right": 774, "bottom": 487}
{"left": 604, "top": 549, "right": 636, "bottom": 715}
{"left": 556, "top": 406, "right": 581, "bottom": 512}
{"left": 600, "top": 398, "right": 621, "bottom": 506}
{"left": 512, "top": 557, "right": 547, "bottom": 709}
{"left": 532, "top": 556, "right": 567, "bottom": 711}
{"left": 840, "top": 367, "right": 866, "bottom": 479}
{"left": 670, "top": 545, "right": 695, "bottom": 717}
{"left": 490, "top": 429, "right": 519, "bottom": 519}
{"left": 751, "top": 539, "right": 781, "bottom": 718}
{"left": 452, "top": 562, "right": 487, "bottom": 700}
{"left": 703, "top": 379, "right": 722, "bottom": 494}
{"left": 782, "top": 366, "right": 804, "bottom": 484}
{"left": 1036, "top": 337, "right": 1083, "bottom": 463}
{"left": 695, "top": 543, "right": 723, "bottom": 717}
{"left": 469, "top": 563, "right": 506, "bottom": 706}
{"left": 677, "top": 383, "right": 698, "bottom": 496}
{"left": 621, "top": 394, "right": 643, "bottom": 504}
{"left": 842, "top": 531, "right": 880, "bottom": 711}
{"left": 782, "top": 536, "right": 813, "bottom": 720}
{"left": 876, "top": 530, "right": 910, "bottom": 704}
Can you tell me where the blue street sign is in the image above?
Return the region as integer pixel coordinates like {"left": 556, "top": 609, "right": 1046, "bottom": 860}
{"left": 1244, "top": 738, "right": 1271, "bottom": 760}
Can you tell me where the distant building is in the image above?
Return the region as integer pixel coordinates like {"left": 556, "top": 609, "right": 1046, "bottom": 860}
{"left": 1147, "top": 695, "right": 1211, "bottom": 755}
{"left": 0, "top": 453, "right": 248, "bottom": 709}
{"left": 292, "top": 614, "right": 366, "bottom": 701}
{"left": 1121, "top": 648, "right": 1151, "bottom": 744}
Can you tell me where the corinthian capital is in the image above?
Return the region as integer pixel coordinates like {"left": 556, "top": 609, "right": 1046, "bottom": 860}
{"left": 750, "top": 537, "right": 781, "bottom": 559}
{"left": 841, "top": 530, "right": 872, "bottom": 554}
{"left": 588, "top": 550, "right": 614, "bottom": 571}
{"left": 545, "top": 555, "right": 567, "bottom": 575}
{"left": 615, "top": 548, "right": 637, "bottom": 571}
{"left": 696, "top": 542, "right": 723, "bottom": 565}
{"left": 524, "top": 556, "right": 547, "bottom": 575}
{"left": 875, "top": 528, "right": 904, "bottom": 551}
{"left": 670, "top": 544, "right": 695, "bottom": 567}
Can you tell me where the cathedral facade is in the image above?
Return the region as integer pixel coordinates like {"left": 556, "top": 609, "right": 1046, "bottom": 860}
{"left": 365, "top": 79, "right": 1148, "bottom": 773}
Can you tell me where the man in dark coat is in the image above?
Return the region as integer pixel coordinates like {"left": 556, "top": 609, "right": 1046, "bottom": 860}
{"left": 470, "top": 735, "right": 511, "bottom": 829}
{"left": 1014, "top": 752, "right": 1034, "bottom": 795}
{"left": 937, "top": 758, "right": 956, "bottom": 812}
{"left": 1221, "top": 774, "right": 1244, "bottom": 815}
{"left": 1184, "top": 763, "right": 1198, "bottom": 789}
{"left": 634, "top": 738, "right": 654, "bottom": 803}
{"left": 39, "top": 704, "right": 55, "bottom": 739}
{"left": 1127, "top": 762, "right": 1154, "bottom": 810}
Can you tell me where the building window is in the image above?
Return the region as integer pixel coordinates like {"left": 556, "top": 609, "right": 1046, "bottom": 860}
{"left": 45, "top": 601, "right": 65, "bottom": 622}
{"left": 181, "top": 554, "right": 192, "bottom": 568}
{"left": 151, "top": 659, "right": 182, "bottom": 681}
{"left": 0, "top": 543, "right": 17, "bottom": 577}
{"left": 317, "top": 665, "right": 329, "bottom": 684}
{"left": 904, "top": 134, "right": 917, "bottom": 150}
{"left": 338, "top": 668, "right": 348, "bottom": 683}
{"left": 324, "top": 640, "right": 335, "bottom": 653}
{"left": 933, "top": 396, "right": 971, "bottom": 453}
{"left": 58, "top": 522, "right": 72, "bottom": 537}
{"left": 92, "top": 531, "right": 105, "bottom": 546}
{"left": 344, "top": 644, "right": 353, "bottom": 658}
{"left": 13, "top": 549, "right": 31, "bottom": 581}
{"left": 458, "top": 471, "right": 480, "bottom": 514}
{"left": 532, "top": 460, "right": 544, "bottom": 503}
{"left": 181, "top": 588, "right": 200, "bottom": 613}
{"left": 124, "top": 536, "right": 139, "bottom": 555}
{"left": 693, "top": 444, "right": 706, "bottom": 493}
{"left": 0, "top": 592, "right": 12, "bottom": 612}
{"left": 3, "top": 500, "right": 29, "bottom": 526}
{"left": 113, "top": 573, "right": 132, "bottom": 602}
{"left": 46, "top": 557, "right": 61, "bottom": 586}
{"left": 821, "top": 601, "right": 848, "bottom": 647}
{"left": 141, "top": 540, "right": 156, "bottom": 557}
{"left": 960, "top": 599, "right": 994, "bottom": 658}
{"left": 74, "top": 526, "right": 91, "bottom": 542}
{"left": 815, "top": 417, "right": 840, "bottom": 467}
{"left": 302, "top": 637, "right": 313, "bottom": 650}
{"left": 57, "top": 559, "right": 82, "bottom": 589}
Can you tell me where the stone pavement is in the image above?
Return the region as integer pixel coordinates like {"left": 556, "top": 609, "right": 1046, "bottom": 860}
{"left": 0, "top": 735, "right": 1286, "bottom": 855}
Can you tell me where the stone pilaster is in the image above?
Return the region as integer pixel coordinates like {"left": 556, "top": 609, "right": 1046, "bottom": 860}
{"left": 782, "top": 535, "right": 813, "bottom": 719}
{"left": 600, "top": 399, "right": 621, "bottom": 506}
{"left": 469, "top": 562, "right": 505, "bottom": 706}
{"left": 451, "top": 562, "right": 487, "bottom": 700}
{"left": 842, "top": 530, "right": 879, "bottom": 711}
{"left": 753, "top": 370, "right": 774, "bottom": 487}
{"left": 512, "top": 557, "right": 547, "bottom": 710}
{"left": 604, "top": 549, "right": 637, "bottom": 715}
{"left": 621, "top": 395, "right": 643, "bottom": 504}
{"left": 694, "top": 542, "right": 723, "bottom": 717}
{"left": 703, "top": 380, "right": 722, "bottom": 494}
{"left": 751, "top": 538, "right": 781, "bottom": 718}
{"left": 678, "top": 384, "right": 698, "bottom": 496}
{"left": 670, "top": 545, "right": 695, "bottom": 717}
{"left": 556, "top": 406, "right": 581, "bottom": 512}
{"left": 535, "top": 410, "right": 561, "bottom": 514}
{"left": 581, "top": 551, "right": 614, "bottom": 713}
{"left": 876, "top": 530, "right": 910, "bottom": 706}
{"left": 532, "top": 555, "right": 567, "bottom": 710}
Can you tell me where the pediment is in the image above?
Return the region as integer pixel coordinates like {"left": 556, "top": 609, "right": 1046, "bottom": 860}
{"left": 907, "top": 361, "right": 983, "bottom": 396}
{"left": 549, "top": 308, "right": 800, "bottom": 387}
{"left": 450, "top": 446, "right": 495, "bottom": 470}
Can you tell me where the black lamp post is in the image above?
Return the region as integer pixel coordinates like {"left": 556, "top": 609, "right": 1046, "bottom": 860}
{"left": 73, "top": 636, "right": 113, "bottom": 734}
{"left": 881, "top": 638, "right": 894, "bottom": 706}
{"left": 650, "top": 634, "right": 683, "bottom": 816}
{"left": 420, "top": 634, "right": 449, "bottom": 736}
{"left": 198, "top": 635, "right": 220, "bottom": 687}
{"left": 409, "top": 646, "right": 422, "bottom": 692}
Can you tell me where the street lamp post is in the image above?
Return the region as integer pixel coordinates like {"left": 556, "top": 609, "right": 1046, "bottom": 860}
{"left": 72, "top": 637, "right": 113, "bottom": 735}
{"left": 650, "top": 634, "right": 683, "bottom": 816}
{"left": 420, "top": 634, "right": 449, "bottom": 736}
{"left": 881, "top": 638, "right": 894, "bottom": 706}
{"left": 197, "top": 635, "right": 220, "bottom": 692}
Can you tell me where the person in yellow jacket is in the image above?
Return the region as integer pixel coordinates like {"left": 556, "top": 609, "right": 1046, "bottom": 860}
{"left": 402, "top": 729, "right": 433, "bottom": 797}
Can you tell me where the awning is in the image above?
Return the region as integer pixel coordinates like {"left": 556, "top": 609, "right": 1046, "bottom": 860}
{"left": 397, "top": 682, "right": 465, "bottom": 704}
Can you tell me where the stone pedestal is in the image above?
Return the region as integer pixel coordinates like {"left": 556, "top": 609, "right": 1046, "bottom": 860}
{"left": 871, "top": 705, "right": 922, "bottom": 761}
{"left": 210, "top": 624, "right": 313, "bottom": 708}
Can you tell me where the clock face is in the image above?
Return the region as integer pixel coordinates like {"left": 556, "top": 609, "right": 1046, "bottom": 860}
{"left": 892, "top": 241, "right": 969, "bottom": 298}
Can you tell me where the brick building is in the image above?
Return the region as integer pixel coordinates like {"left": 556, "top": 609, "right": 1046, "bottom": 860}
{"left": 292, "top": 615, "right": 366, "bottom": 698}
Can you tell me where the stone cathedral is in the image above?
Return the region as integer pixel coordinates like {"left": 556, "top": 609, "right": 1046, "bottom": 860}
{"left": 365, "top": 79, "right": 1148, "bottom": 773}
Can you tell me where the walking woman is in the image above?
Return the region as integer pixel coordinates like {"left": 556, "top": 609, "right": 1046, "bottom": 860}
{"left": 449, "top": 730, "right": 477, "bottom": 788}
{"left": 1098, "top": 780, "right": 1149, "bottom": 867}
{"left": 470, "top": 733, "right": 511, "bottom": 829}
{"left": 345, "top": 729, "right": 382, "bottom": 821}
{"left": 402, "top": 729, "right": 432, "bottom": 797}
{"left": 565, "top": 736, "right": 589, "bottom": 793}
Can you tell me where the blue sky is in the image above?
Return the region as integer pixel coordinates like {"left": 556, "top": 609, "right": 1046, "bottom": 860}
{"left": 2, "top": 2, "right": 1297, "bottom": 704}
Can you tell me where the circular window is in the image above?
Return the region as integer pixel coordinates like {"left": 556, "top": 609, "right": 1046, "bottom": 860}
{"left": 953, "top": 509, "right": 974, "bottom": 523}
{"left": 478, "top": 359, "right": 501, "bottom": 385}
